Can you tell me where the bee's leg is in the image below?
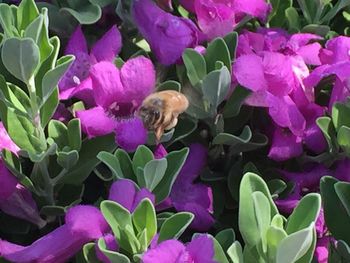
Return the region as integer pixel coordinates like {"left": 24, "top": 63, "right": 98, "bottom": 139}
{"left": 165, "top": 116, "right": 178, "bottom": 130}
{"left": 155, "top": 127, "right": 164, "bottom": 144}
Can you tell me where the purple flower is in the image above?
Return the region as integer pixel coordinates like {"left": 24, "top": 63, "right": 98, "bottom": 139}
{"left": 132, "top": 0, "right": 200, "bottom": 65}
{"left": 304, "top": 36, "right": 350, "bottom": 110}
{"left": 154, "top": 144, "right": 214, "bottom": 230}
{"left": 169, "top": 144, "right": 214, "bottom": 231}
{"left": 142, "top": 234, "right": 217, "bottom": 263}
{"left": 232, "top": 30, "right": 326, "bottom": 161}
{"left": 0, "top": 123, "right": 45, "bottom": 228}
{"left": 0, "top": 205, "right": 109, "bottom": 263}
{"left": 194, "top": 0, "right": 271, "bottom": 40}
{"left": 0, "top": 122, "right": 20, "bottom": 154}
{"left": 59, "top": 26, "right": 122, "bottom": 105}
{"left": 76, "top": 57, "right": 156, "bottom": 152}
{"left": 108, "top": 179, "right": 155, "bottom": 212}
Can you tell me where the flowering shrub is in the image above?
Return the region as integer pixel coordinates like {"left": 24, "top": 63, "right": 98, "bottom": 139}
{"left": 1, "top": 0, "right": 350, "bottom": 262}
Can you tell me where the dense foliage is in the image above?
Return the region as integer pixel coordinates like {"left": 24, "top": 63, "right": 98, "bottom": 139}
{"left": 1, "top": 0, "right": 350, "bottom": 262}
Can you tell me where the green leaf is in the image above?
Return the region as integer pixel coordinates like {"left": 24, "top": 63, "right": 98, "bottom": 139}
{"left": 97, "top": 151, "right": 123, "bottom": 179}
{"left": 317, "top": 116, "right": 338, "bottom": 153}
{"left": 320, "top": 176, "right": 350, "bottom": 244}
{"left": 0, "top": 4, "right": 16, "bottom": 38}
{"left": 158, "top": 212, "right": 194, "bottom": 243}
{"left": 182, "top": 48, "right": 207, "bottom": 86}
{"left": 205, "top": 37, "right": 231, "bottom": 73}
{"left": 213, "top": 126, "right": 252, "bottom": 146}
{"left": 1, "top": 38, "right": 40, "bottom": 83}
{"left": 41, "top": 55, "right": 74, "bottom": 105}
{"left": 67, "top": 118, "right": 81, "bottom": 151}
{"left": 223, "top": 32, "right": 238, "bottom": 60}
{"left": 132, "top": 145, "right": 154, "bottom": 175}
{"left": 61, "top": 0, "right": 102, "bottom": 24}
{"left": 83, "top": 243, "right": 100, "bottom": 263}
{"left": 223, "top": 86, "right": 251, "bottom": 118}
{"left": 227, "top": 241, "right": 244, "bottom": 263}
{"left": 335, "top": 182, "right": 350, "bottom": 218}
{"left": 338, "top": 126, "right": 350, "bottom": 155}
{"left": 132, "top": 199, "right": 157, "bottom": 246}
{"left": 202, "top": 66, "right": 231, "bottom": 108}
{"left": 266, "top": 226, "right": 288, "bottom": 262}
{"left": 276, "top": 224, "right": 314, "bottom": 263}
{"left": 239, "top": 173, "right": 278, "bottom": 247}
{"left": 332, "top": 102, "right": 350, "bottom": 131}
{"left": 115, "top": 148, "right": 136, "bottom": 181}
{"left": 215, "top": 229, "right": 236, "bottom": 252}
{"left": 100, "top": 200, "right": 133, "bottom": 241}
{"left": 62, "top": 134, "right": 116, "bottom": 184}
{"left": 37, "top": 37, "right": 60, "bottom": 127}
{"left": 285, "top": 7, "right": 300, "bottom": 31}
{"left": 57, "top": 150, "right": 79, "bottom": 170}
{"left": 286, "top": 193, "right": 321, "bottom": 234}
{"left": 153, "top": 147, "right": 189, "bottom": 203}
{"left": 24, "top": 9, "right": 53, "bottom": 63}
{"left": 211, "top": 235, "right": 230, "bottom": 263}
{"left": 144, "top": 158, "right": 168, "bottom": 191}
{"left": 48, "top": 120, "right": 68, "bottom": 149}
{"left": 17, "top": 0, "right": 39, "bottom": 31}
{"left": 97, "top": 238, "right": 130, "bottom": 263}
{"left": 157, "top": 80, "right": 181, "bottom": 92}
{"left": 252, "top": 191, "right": 271, "bottom": 253}
{"left": 269, "top": 0, "right": 293, "bottom": 27}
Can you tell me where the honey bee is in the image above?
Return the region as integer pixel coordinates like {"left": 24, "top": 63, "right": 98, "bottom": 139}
{"left": 138, "top": 90, "right": 189, "bottom": 142}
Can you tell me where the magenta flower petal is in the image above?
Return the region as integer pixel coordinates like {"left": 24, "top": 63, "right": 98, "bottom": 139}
{"left": 68, "top": 77, "right": 95, "bottom": 107}
{"left": 334, "top": 159, "right": 350, "bottom": 182}
{"left": 170, "top": 144, "right": 214, "bottom": 231}
{"left": 233, "top": 0, "right": 271, "bottom": 20}
{"left": 65, "top": 205, "right": 109, "bottom": 239}
{"left": 315, "top": 236, "right": 331, "bottom": 263}
{"left": 90, "top": 61, "right": 125, "bottom": 108}
{"left": 76, "top": 107, "right": 116, "bottom": 138}
{"left": 281, "top": 165, "right": 330, "bottom": 191}
{"left": 268, "top": 127, "right": 303, "bottom": 161}
{"left": 120, "top": 56, "right": 156, "bottom": 104}
{"left": 64, "top": 26, "right": 88, "bottom": 56}
{"left": 108, "top": 179, "right": 155, "bottom": 212}
{"left": 133, "top": 188, "right": 156, "bottom": 211}
{"left": 296, "top": 43, "right": 322, "bottom": 65}
{"left": 0, "top": 205, "right": 108, "bottom": 263}
{"left": 108, "top": 179, "right": 136, "bottom": 211}
{"left": 0, "top": 161, "right": 45, "bottom": 228}
{"left": 91, "top": 26, "right": 122, "bottom": 63}
{"left": 132, "top": 0, "right": 199, "bottom": 65}
{"left": 142, "top": 239, "right": 186, "bottom": 263}
{"left": 186, "top": 234, "right": 216, "bottom": 263}
{"left": 302, "top": 104, "right": 327, "bottom": 153}
{"left": 267, "top": 95, "right": 306, "bottom": 136}
{"left": 233, "top": 54, "right": 268, "bottom": 92}
{"left": 154, "top": 144, "right": 168, "bottom": 159}
{"left": 0, "top": 184, "right": 46, "bottom": 228}
{"left": 53, "top": 103, "right": 72, "bottom": 123}
{"left": 0, "top": 160, "right": 17, "bottom": 199}
{"left": 320, "top": 36, "right": 350, "bottom": 64}
{"left": 275, "top": 189, "right": 301, "bottom": 214}
{"left": 177, "top": 143, "right": 208, "bottom": 182}
{"left": 0, "top": 122, "right": 20, "bottom": 154}
{"left": 115, "top": 117, "right": 147, "bottom": 152}
{"left": 194, "top": 0, "right": 236, "bottom": 40}
{"left": 179, "top": 0, "right": 195, "bottom": 12}
{"left": 262, "top": 52, "right": 295, "bottom": 97}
